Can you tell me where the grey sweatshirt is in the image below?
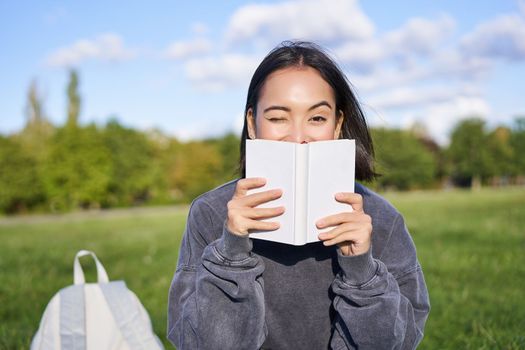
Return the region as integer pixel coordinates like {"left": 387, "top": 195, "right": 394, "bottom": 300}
{"left": 167, "top": 180, "right": 430, "bottom": 349}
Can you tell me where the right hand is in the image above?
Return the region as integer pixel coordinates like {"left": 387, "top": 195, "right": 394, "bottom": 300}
{"left": 226, "top": 177, "right": 285, "bottom": 236}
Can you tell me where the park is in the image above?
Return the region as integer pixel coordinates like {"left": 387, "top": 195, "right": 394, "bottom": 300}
{"left": 1, "top": 186, "right": 523, "bottom": 349}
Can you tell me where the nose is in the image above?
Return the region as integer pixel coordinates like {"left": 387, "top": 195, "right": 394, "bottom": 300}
{"left": 287, "top": 126, "right": 308, "bottom": 144}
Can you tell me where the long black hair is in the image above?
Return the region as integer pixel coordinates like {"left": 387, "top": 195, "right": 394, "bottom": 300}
{"left": 239, "top": 40, "right": 376, "bottom": 181}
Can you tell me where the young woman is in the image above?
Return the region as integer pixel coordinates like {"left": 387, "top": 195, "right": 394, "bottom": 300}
{"left": 168, "top": 41, "right": 430, "bottom": 349}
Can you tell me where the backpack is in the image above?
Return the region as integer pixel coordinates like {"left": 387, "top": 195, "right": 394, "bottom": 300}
{"left": 31, "top": 250, "right": 164, "bottom": 350}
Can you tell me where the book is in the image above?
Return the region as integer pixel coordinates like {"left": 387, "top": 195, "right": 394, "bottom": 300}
{"left": 245, "top": 139, "right": 355, "bottom": 245}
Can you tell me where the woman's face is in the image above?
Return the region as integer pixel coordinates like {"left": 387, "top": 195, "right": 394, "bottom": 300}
{"left": 247, "top": 66, "right": 343, "bottom": 143}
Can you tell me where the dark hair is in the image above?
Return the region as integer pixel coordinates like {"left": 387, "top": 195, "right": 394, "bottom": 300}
{"left": 239, "top": 40, "right": 376, "bottom": 181}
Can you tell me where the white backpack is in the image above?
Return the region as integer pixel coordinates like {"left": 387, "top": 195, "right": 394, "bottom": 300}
{"left": 31, "top": 250, "right": 164, "bottom": 350}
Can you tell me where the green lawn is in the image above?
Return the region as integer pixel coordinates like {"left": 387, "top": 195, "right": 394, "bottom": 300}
{"left": 0, "top": 188, "right": 524, "bottom": 349}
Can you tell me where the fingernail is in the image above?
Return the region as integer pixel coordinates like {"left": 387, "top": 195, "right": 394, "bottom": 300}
{"left": 316, "top": 219, "right": 324, "bottom": 227}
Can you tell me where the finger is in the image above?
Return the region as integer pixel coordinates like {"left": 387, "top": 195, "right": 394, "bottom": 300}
{"left": 318, "top": 218, "right": 372, "bottom": 241}
{"left": 321, "top": 231, "right": 365, "bottom": 247}
{"left": 237, "top": 188, "right": 283, "bottom": 208}
{"left": 247, "top": 219, "right": 280, "bottom": 232}
{"left": 245, "top": 206, "right": 285, "bottom": 220}
{"left": 317, "top": 222, "right": 357, "bottom": 240}
{"left": 322, "top": 235, "right": 350, "bottom": 246}
{"left": 234, "top": 177, "right": 267, "bottom": 198}
{"left": 335, "top": 192, "right": 363, "bottom": 211}
{"left": 316, "top": 212, "right": 355, "bottom": 229}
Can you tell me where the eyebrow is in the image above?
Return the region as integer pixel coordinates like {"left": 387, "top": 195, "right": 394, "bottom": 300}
{"left": 263, "top": 100, "right": 333, "bottom": 114}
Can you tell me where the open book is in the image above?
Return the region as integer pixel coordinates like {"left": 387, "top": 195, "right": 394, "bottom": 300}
{"left": 246, "top": 139, "right": 355, "bottom": 245}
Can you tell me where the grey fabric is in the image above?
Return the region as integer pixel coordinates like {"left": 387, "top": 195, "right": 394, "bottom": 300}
{"left": 167, "top": 180, "right": 430, "bottom": 349}
{"left": 60, "top": 285, "right": 86, "bottom": 350}
{"left": 100, "top": 281, "right": 164, "bottom": 350}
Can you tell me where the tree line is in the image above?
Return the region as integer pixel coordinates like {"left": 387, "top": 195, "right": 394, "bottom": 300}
{"left": 1, "top": 71, "right": 524, "bottom": 214}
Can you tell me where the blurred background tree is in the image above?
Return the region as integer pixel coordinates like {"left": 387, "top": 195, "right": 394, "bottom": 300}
{"left": 66, "top": 70, "right": 81, "bottom": 128}
{"left": 372, "top": 128, "right": 436, "bottom": 190}
{"left": 2, "top": 72, "right": 525, "bottom": 215}
{"left": 41, "top": 71, "right": 113, "bottom": 211}
{"left": 447, "top": 118, "right": 491, "bottom": 189}
{"left": 103, "top": 119, "right": 158, "bottom": 207}
{"left": 510, "top": 117, "right": 525, "bottom": 184}
{"left": 0, "top": 136, "right": 44, "bottom": 213}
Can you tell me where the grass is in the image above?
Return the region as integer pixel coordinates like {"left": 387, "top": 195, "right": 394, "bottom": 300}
{"left": 0, "top": 188, "right": 524, "bottom": 349}
{"left": 383, "top": 188, "right": 525, "bottom": 349}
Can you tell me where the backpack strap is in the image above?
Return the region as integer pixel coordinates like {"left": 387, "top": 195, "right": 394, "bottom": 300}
{"left": 60, "top": 285, "right": 86, "bottom": 350}
{"left": 99, "top": 281, "right": 163, "bottom": 350}
{"left": 74, "top": 250, "right": 109, "bottom": 285}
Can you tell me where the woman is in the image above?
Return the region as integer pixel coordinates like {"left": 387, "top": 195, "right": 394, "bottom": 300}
{"left": 168, "top": 41, "right": 430, "bottom": 349}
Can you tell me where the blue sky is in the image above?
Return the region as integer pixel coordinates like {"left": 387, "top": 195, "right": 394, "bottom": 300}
{"left": 1, "top": 0, "right": 524, "bottom": 144}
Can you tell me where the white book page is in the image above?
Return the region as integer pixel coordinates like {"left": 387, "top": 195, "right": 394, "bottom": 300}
{"left": 306, "top": 139, "right": 355, "bottom": 243}
{"left": 294, "top": 144, "right": 308, "bottom": 245}
{"left": 246, "top": 140, "right": 295, "bottom": 245}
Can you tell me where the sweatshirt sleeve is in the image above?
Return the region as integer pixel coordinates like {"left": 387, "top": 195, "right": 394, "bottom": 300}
{"left": 329, "top": 213, "right": 430, "bottom": 350}
{"left": 167, "top": 199, "right": 267, "bottom": 350}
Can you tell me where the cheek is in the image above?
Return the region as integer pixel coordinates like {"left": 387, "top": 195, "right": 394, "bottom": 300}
{"left": 308, "top": 122, "right": 338, "bottom": 140}
{"left": 255, "top": 120, "right": 286, "bottom": 140}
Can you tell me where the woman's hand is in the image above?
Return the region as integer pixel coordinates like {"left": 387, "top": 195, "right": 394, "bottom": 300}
{"left": 316, "top": 193, "right": 372, "bottom": 256}
{"left": 226, "top": 177, "right": 285, "bottom": 236}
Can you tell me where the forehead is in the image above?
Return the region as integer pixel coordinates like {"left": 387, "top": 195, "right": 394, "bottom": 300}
{"left": 257, "top": 66, "right": 335, "bottom": 107}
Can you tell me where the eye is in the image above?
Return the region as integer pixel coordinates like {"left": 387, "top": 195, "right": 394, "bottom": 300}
{"left": 310, "top": 115, "right": 327, "bottom": 123}
{"left": 266, "top": 116, "right": 287, "bottom": 123}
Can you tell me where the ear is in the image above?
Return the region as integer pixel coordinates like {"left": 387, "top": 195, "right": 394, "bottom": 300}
{"left": 334, "top": 111, "right": 344, "bottom": 139}
{"left": 247, "top": 108, "right": 257, "bottom": 139}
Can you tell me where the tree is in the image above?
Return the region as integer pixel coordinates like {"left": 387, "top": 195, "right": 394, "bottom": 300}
{"left": 486, "top": 126, "right": 514, "bottom": 184}
{"left": 168, "top": 141, "right": 223, "bottom": 202}
{"left": 410, "top": 122, "right": 446, "bottom": 183}
{"left": 103, "top": 119, "right": 158, "bottom": 206}
{"left": 204, "top": 132, "right": 241, "bottom": 183}
{"left": 372, "top": 128, "right": 436, "bottom": 190}
{"left": 0, "top": 136, "right": 44, "bottom": 213}
{"left": 16, "top": 80, "right": 55, "bottom": 162}
{"left": 510, "top": 116, "right": 525, "bottom": 180}
{"left": 42, "top": 125, "right": 113, "bottom": 211}
{"left": 447, "top": 118, "right": 491, "bottom": 189}
{"left": 66, "top": 69, "right": 81, "bottom": 128}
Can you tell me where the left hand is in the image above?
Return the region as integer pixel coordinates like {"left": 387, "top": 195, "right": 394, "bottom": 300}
{"left": 316, "top": 193, "right": 372, "bottom": 256}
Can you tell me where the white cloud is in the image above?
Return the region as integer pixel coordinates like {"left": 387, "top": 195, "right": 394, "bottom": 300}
{"left": 420, "top": 96, "right": 491, "bottom": 144}
{"left": 184, "top": 54, "right": 261, "bottom": 91}
{"left": 168, "top": 1, "right": 521, "bottom": 145}
{"left": 164, "top": 38, "right": 212, "bottom": 60}
{"left": 45, "top": 33, "right": 136, "bottom": 67}
{"left": 461, "top": 13, "right": 525, "bottom": 61}
{"left": 350, "top": 65, "right": 433, "bottom": 92}
{"left": 384, "top": 15, "right": 455, "bottom": 57}
{"left": 368, "top": 86, "right": 460, "bottom": 110}
{"left": 335, "top": 15, "right": 455, "bottom": 75}
{"left": 225, "top": 0, "right": 374, "bottom": 45}
{"left": 334, "top": 40, "right": 385, "bottom": 72}
{"left": 434, "top": 50, "right": 493, "bottom": 80}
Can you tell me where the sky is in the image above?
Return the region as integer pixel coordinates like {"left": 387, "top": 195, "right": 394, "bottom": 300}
{"left": 1, "top": 0, "right": 524, "bottom": 144}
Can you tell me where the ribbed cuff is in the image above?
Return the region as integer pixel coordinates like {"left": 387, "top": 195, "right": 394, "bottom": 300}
{"left": 337, "top": 248, "right": 378, "bottom": 287}
{"left": 216, "top": 225, "right": 253, "bottom": 261}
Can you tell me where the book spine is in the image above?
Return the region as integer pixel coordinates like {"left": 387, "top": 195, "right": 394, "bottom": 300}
{"left": 294, "top": 144, "right": 308, "bottom": 245}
